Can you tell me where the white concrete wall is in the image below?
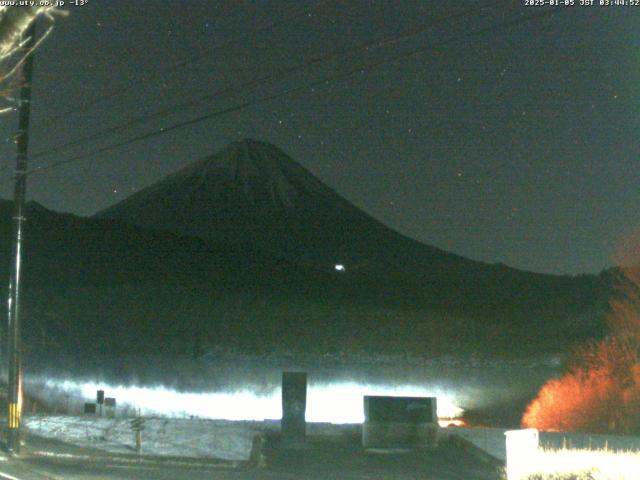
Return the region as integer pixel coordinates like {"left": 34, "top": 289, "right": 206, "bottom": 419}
{"left": 446, "top": 427, "right": 640, "bottom": 463}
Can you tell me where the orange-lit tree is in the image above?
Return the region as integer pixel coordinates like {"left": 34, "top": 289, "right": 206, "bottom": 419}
{"left": 522, "top": 232, "right": 640, "bottom": 434}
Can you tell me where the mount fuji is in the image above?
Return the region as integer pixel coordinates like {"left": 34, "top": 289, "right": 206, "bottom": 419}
{"left": 97, "top": 139, "right": 479, "bottom": 276}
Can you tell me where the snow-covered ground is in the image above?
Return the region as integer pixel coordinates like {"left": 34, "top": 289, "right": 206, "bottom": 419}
{"left": 26, "top": 413, "right": 640, "bottom": 470}
{"left": 24, "top": 415, "right": 267, "bottom": 461}
{"left": 23, "top": 415, "right": 362, "bottom": 461}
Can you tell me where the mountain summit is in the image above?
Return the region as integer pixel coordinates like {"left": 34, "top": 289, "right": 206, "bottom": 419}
{"left": 97, "top": 140, "right": 476, "bottom": 272}
{"left": 101, "top": 139, "right": 353, "bottom": 216}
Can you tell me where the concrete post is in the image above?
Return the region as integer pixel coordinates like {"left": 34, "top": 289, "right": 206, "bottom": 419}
{"left": 281, "top": 371, "right": 307, "bottom": 448}
{"left": 505, "top": 428, "right": 539, "bottom": 480}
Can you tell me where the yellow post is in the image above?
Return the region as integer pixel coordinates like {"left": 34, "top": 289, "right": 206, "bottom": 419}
{"left": 8, "top": 403, "right": 19, "bottom": 429}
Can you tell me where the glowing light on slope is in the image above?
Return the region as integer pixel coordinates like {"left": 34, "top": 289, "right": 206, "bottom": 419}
{"left": 438, "top": 418, "right": 467, "bottom": 428}
{"left": 38, "top": 379, "right": 464, "bottom": 423}
{"left": 48, "top": 379, "right": 279, "bottom": 420}
{"left": 304, "top": 382, "right": 463, "bottom": 422}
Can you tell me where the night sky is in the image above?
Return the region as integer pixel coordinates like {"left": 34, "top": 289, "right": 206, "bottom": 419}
{"left": 0, "top": 0, "right": 638, "bottom": 276}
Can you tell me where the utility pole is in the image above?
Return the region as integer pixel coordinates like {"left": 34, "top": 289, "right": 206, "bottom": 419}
{"left": 7, "top": 20, "right": 37, "bottom": 455}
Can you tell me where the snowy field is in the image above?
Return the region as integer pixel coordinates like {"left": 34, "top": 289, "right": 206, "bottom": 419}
{"left": 20, "top": 352, "right": 564, "bottom": 426}
{"left": 23, "top": 416, "right": 363, "bottom": 461}
{"left": 24, "top": 415, "right": 267, "bottom": 461}
{"left": 24, "top": 414, "right": 640, "bottom": 468}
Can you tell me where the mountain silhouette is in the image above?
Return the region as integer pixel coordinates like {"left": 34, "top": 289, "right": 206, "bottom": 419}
{"left": 97, "top": 139, "right": 474, "bottom": 274}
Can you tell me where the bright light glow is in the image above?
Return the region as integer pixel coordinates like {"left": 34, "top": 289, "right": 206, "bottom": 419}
{"left": 46, "top": 379, "right": 280, "bottom": 421}
{"left": 334, "top": 264, "right": 345, "bottom": 272}
{"left": 35, "top": 379, "right": 464, "bottom": 424}
{"left": 304, "top": 382, "right": 462, "bottom": 423}
{"left": 438, "top": 418, "right": 467, "bottom": 428}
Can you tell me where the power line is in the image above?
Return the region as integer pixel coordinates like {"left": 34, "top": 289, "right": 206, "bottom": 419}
{"left": 27, "top": 6, "right": 563, "bottom": 178}
{"left": 31, "top": 0, "right": 510, "bottom": 162}
{"left": 48, "top": 1, "right": 328, "bottom": 122}
{"left": 28, "top": 6, "right": 561, "bottom": 177}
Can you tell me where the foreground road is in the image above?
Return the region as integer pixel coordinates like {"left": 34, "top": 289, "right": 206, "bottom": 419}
{"left": 0, "top": 457, "right": 268, "bottom": 480}
{"left": 0, "top": 434, "right": 503, "bottom": 479}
